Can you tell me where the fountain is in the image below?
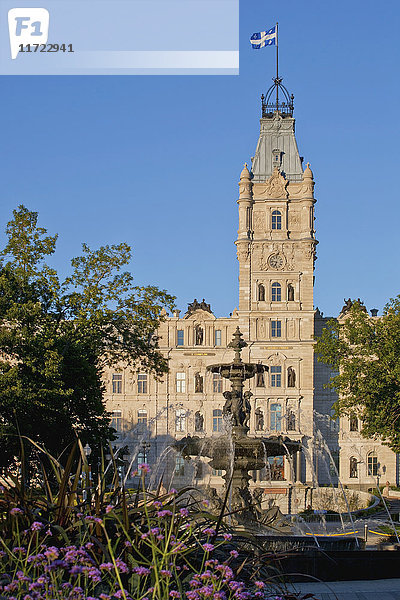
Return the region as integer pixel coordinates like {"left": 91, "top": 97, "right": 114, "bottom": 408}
{"left": 174, "top": 327, "right": 301, "bottom": 532}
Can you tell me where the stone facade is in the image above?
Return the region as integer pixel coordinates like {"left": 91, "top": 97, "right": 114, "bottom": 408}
{"left": 104, "top": 94, "right": 398, "bottom": 496}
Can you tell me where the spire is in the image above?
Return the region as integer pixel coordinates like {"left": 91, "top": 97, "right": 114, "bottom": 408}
{"left": 251, "top": 75, "right": 303, "bottom": 183}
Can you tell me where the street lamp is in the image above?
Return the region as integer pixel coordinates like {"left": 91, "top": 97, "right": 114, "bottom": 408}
{"left": 84, "top": 443, "right": 92, "bottom": 458}
{"left": 83, "top": 443, "right": 92, "bottom": 504}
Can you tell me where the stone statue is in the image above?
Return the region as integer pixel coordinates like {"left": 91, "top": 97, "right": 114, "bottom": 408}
{"left": 195, "top": 411, "right": 204, "bottom": 432}
{"left": 243, "top": 391, "right": 252, "bottom": 428}
{"left": 256, "top": 369, "right": 265, "bottom": 387}
{"left": 258, "top": 284, "right": 265, "bottom": 302}
{"left": 287, "top": 411, "right": 296, "bottom": 431}
{"left": 287, "top": 283, "right": 294, "bottom": 301}
{"left": 186, "top": 298, "right": 212, "bottom": 316}
{"left": 195, "top": 372, "right": 203, "bottom": 393}
{"left": 287, "top": 367, "right": 296, "bottom": 387}
{"left": 340, "top": 298, "right": 353, "bottom": 315}
{"left": 255, "top": 408, "right": 264, "bottom": 431}
{"left": 195, "top": 325, "right": 203, "bottom": 345}
{"left": 223, "top": 390, "right": 245, "bottom": 427}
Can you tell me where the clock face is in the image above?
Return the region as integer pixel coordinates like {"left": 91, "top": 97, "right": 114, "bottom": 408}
{"left": 268, "top": 253, "right": 284, "bottom": 269}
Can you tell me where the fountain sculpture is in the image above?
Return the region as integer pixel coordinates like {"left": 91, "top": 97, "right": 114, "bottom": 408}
{"left": 175, "top": 327, "right": 301, "bottom": 531}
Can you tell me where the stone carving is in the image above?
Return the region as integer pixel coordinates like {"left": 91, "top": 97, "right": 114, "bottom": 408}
{"left": 243, "top": 391, "right": 252, "bottom": 428}
{"left": 340, "top": 298, "right": 367, "bottom": 316}
{"left": 287, "top": 411, "right": 296, "bottom": 431}
{"left": 287, "top": 283, "right": 295, "bottom": 301}
{"left": 195, "top": 411, "right": 204, "bottom": 432}
{"left": 223, "top": 390, "right": 246, "bottom": 428}
{"left": 253, "top": 212, "right": 265, "bottom": 231}
{"left": 257, "top": 319, "right": 266, "bottom": 340}
{"left": 256, "top": 370, "right": 265, "bottom": 387}
{"left": 258, "top": 283, "right": 265, "bottom": 301}
{"left": 287, "top": 367, "right": 296, "bottom": 388}
{"left": 186, "top": 298, "right": 212, "bottom": 316}
{"left": 255, "top": 408, "right": 264, "bottom": 431}
{"left": 261, "top": 167, "right": 288, "bottom": 199}
{"left": 236, "top": 244, "right": 250, "bottom": 262}
{"left": 195, "top": 325, "right": 204, "bottom": 345}
{"left": 195, "top": 372, "right": 203, "bottom": 393}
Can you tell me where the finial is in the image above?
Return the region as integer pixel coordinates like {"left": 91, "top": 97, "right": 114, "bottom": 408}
{"left": 303, "top": 162, "right": 313, "bottom": 179}
{"left": 239, "top": 162, "right": 251, "bottom": 180}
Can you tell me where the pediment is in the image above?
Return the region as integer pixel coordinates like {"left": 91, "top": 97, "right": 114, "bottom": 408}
{"left": 184, "top": 309, "right": 216, "bottom": 321}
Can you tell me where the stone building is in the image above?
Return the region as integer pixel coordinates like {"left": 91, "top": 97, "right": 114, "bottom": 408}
{"left": 105, "top": 79, "right": 398, "bottom": 497}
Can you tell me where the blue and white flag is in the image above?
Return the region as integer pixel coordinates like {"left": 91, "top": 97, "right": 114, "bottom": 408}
{"left": 250, "top": 26, "right": 276, "bottom": 49}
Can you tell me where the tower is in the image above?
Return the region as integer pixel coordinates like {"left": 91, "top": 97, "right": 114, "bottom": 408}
{"left": 236, "top": 79, "right": 318, "bottom": 482}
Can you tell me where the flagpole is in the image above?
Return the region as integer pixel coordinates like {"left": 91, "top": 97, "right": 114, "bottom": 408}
{"left": 275, "top": 21, "right": 279, "bottom": 111}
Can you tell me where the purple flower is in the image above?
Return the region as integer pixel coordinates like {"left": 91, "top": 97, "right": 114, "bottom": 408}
{"left": 223, "top": 533, "right": 232, "bottom": 541}
{"left": 10, "top": 507, "right": 24, "bottom": 516}
{"left": 179, "top": 508, "right": 189, "bottom": 517}
{"left": 133, "top": 566, "right": 151, "bottom": 576}
{"left": 254, "top": 581, "right": 265, "bottom": 589}
{"left": 44, "top": 546, "right": 59, "bottom": 560}
{"left": 229, "top": 550, "right": 239, "bottom": 558}
{"left": 202, "top": 528, "right": 216, "bottom": 536}
{"left": 170, "top": 488, "right": 177, "bottom": 494}
{"left": 160, "top": 569, "right": 172, "bottom": 577}
{"left": 100, "top": 562, "right": 114, "bottom": 571}
{"left": 124, "top": 540, "right": 132, "bottom": 547}
{"left": 12, "top": 547, "right": 26, "bottom": 554}
{"left": 106, "top": 504, "right": 114, "bottom": 513}
{"left": 150, "top": 527, "right": 160, "bottom": 535}
{"left": 202, "top": 543, "right": 215, "bottom": 552}
{"left": 138, "top": 463, "right": 150, "bottom": 474}
{"left": 170, "top": 592, "right": 181, "bottom": 598}
{"left": 115, "top": 558, "right": 129, "bottom": 574}
{"left": 157, "top": 509, "right": 173, "bottom": 518}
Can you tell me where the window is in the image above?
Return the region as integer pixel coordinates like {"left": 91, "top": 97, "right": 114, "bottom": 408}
{"left": 175, "top": 455, "right": 185, "bottom": 477}
{"left": 137, "top": 373, "right": 147, "bottom": 394}
{"left": 271, "top": 320, "right": 282, "bottom": 338}
{"left": 175, "top": 409, "right": 186, "bottom": 432}
{"left": 350, "top": 416, "right": 358, "bottom": 431}
{"left": 112, "top": 373, "right": 122, "bottom": 394}
{"left": 111, "top": 410, "right": 122, "bottom": 433}
{"left": 270, "top": 366, "right": 281, "bottom": 387}
{"left": 215, "top": 330, "right": 222, "bottom": 346}
{"left": 213, "top": 409, "right": 223, "bottom": 432}
{"left": 271, "top": 282, "right": 281, "bottom": 302}
{"left": 176, "top": 372, "right": 186, "bottom": 393}
{"left": 350, "top": 457, "right": 358, "bottom": 479}
{"left": 137, "top": 451, "right": 148, "bottom": 476}
{"left": 177, "top": 330, "right": 184, "bottom": 346}
{"left": 270, "top": 404, "right": 282, "bottom": 432}
{"left": 137, "top": 409, "right": 147, "bottom": 428}
{"left": 272, "top": 210, "right": 282, "bottom": 230}
{"left": 367, "top": 452, "right": 378, "bottom": 477}
{"left": 258, "top": 284, "right": 265, "bottom": 301}
{"left": 213, "top": 373, "right": 222, "bottom": 393}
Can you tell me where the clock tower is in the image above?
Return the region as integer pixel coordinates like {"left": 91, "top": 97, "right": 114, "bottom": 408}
{"left": 236, "top": 78, "right": 318, "bottom": 481}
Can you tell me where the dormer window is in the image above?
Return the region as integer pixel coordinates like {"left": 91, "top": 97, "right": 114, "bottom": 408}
{"left": 272, "top": 148, "right": 281, "bottom": 168}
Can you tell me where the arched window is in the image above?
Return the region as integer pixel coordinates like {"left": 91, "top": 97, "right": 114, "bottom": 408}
{"left": 271, "top": 282, "right": 281, "bottom": 302}
{"left": 272, "top": 210, "right": 282, "bottom": 230}
{"left": 213, "top": 409, "right": 223, "bottom": 432}
{"left": 350, "top": 457, "right": 358, "bottom": 478}
{"left": 270, "top": 403, "right": 282, "bottom": 431}
{"left": 367, "top": 452, "right": 378, "bottom": 477}
{"left": 258, "top": 284, "right": 265, "bottom": 301}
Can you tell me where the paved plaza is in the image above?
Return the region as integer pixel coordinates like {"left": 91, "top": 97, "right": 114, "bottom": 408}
{"left": 290, "top": 578, "right": 400, "bottom": 599}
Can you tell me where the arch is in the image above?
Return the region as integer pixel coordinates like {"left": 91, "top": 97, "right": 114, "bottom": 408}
{"left": 367, "top": 451, "right": 378, "bottom": 477}
{"left": 258, "top": 283, "right": 265, "bottom": 301}
{"left": 272, "top": 210, "right": 282, "bottom": 230}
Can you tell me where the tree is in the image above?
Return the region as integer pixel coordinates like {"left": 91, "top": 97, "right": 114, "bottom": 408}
{"left": 0, "top": 206, "right": 175, "bottom": 469}
{"left": 315, "top": 298, "right": 400, "bottom": 453}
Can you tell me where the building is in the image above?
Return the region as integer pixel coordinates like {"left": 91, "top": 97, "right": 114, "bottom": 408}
{"left": 105, "top": 78, "right": 398, "bottom": 496}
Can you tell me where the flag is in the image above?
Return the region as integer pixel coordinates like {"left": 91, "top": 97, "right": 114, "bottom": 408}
{"left": 250, "top": 26, "right": 277, "bottom": 49}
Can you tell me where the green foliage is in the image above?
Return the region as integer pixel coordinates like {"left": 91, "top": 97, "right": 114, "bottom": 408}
{"left": 0, "top": 206, "right": 175, "bottom": 469}
{"left": 315, "top": 298, "right": 400, "bottom": 452}
{"left": 0, "top": 441, "right": 291, "bottom": 600}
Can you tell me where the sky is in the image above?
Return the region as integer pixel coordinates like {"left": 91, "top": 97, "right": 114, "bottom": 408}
{"left": 1, "top": 0, "right": 400, "bottom": 318}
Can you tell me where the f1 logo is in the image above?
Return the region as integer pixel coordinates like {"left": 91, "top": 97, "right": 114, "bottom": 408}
{"left": 8, "top": 8, "right": 50, "bottom": 59}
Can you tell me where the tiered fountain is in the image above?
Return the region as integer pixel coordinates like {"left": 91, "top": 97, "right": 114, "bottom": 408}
{"left": 175, "top": 327, "right": 301, "bottom": 531}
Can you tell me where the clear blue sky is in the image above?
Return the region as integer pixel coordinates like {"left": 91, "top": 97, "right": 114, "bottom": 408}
{"left": 1, "top": 0, "right": 399, "bottom": 317}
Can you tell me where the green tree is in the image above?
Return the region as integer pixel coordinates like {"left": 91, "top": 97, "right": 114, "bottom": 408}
{"left": 0, "top": 206, "right": 175, "bottom": 469}
{"left": 315, "top": 298, "right": 400, "bottom": 452}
